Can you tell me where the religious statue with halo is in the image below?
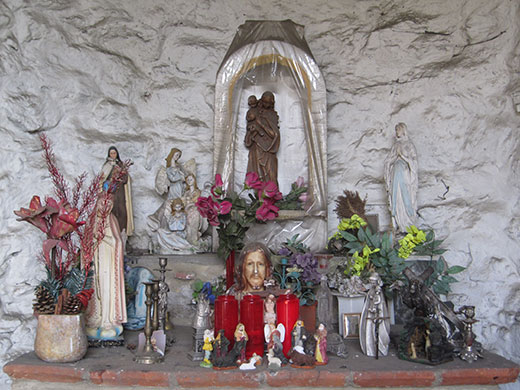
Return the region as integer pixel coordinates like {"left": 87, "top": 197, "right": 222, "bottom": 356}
{"left": 384, "top": 122, "right": 418, "bottom": 235}
{"left": 86, "top": 146, "right": 131, "bottom": 341}
{"left": 148, "top": 147, "right": 210, "bottom": 253}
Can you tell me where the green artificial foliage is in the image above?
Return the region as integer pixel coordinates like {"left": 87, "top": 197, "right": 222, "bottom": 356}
{"left": 330, "top": 222, "right": 465, "bottom": 299}
{"left": 413, "top": 230, "right": 466, "bottom": 296}
{"left": 39, "top": 270, "right": 63, "bottom": 302}
{"left": 63, "top": 266, "right": 93, "bottom": 296}
{"left": 276, "top": 182, "right": 307, "bottom": 210}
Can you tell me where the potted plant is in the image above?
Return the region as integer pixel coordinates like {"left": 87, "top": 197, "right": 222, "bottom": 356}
{"left": 273, "top": 235, "right": 321, "bottom": 331}
{"left": 14, "top": 134, "right": 130, "bottom": 362}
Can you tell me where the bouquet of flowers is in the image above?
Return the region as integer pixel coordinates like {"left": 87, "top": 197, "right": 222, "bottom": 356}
{"left": 14, "top": 135, "right": 130, "bottom": 315}
{"left": 196, "top": 172, "right": 283, "bottom": 258}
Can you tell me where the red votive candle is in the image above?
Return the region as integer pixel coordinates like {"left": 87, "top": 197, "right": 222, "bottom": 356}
{"left": 276, "top": 293, "right": 299, "bottom": 358}
{"left": 214, "top": 295, "right": 238, "bottom": 350}
{"left": 240, "top": 294, "right": 264, "bottom": 358}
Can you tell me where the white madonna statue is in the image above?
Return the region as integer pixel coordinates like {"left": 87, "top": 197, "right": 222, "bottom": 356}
{"left": 383, "top": 122, "right": 418, "bottom": 234}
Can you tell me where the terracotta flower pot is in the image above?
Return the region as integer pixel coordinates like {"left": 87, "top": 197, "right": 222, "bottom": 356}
{"left": 34, "top": 314, "right": 88, "bottom": 363}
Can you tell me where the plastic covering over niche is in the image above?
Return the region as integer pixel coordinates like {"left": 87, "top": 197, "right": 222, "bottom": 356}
{"left": 213, "top": 20, "right": 328, "bottom": 252}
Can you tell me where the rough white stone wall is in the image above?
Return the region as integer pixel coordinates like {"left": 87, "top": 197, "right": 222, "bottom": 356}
{"left": 1, "top": 0, "right": 519, "bottom": 387}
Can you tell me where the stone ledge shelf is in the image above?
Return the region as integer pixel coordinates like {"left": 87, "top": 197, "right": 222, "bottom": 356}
{"left": 4, "top": 326, "right": 519, "bottom": 389}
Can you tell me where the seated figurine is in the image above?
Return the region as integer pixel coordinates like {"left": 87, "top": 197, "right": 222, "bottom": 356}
{"left": 156, "top": 198, "right": 192, "bottom": 253}
{"left": 213, "top": 329, "right": 230, "bottom": 359}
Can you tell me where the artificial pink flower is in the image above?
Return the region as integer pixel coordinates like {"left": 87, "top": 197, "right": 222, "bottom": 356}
{"left": 196, "top": 196, "right": 221, "bottom": 226}
{"left": 299, "top": 192, "right": 309, "bottom": 203}
{"left": 219, "top": 201, "right": 232, "bottom": 215}
{"left": 196, "top": 196, "right": 216, "bottom": 218}
{"left": 262, "top": 181, "right": 283, "bottom": 201}
{"left": 211, "top": 173, "right": 224, "bottom": 198}
{"left": 214, "top": 174, "right": 223, "bottom": 187}
{"left": 255, "top": 200, "right": 279, "bottom": 221}
{"left": 295, "top": 176, "right": 305, "bottom": 188}
{"left": 245, "top": 172, "right": 264, "bottom": 190}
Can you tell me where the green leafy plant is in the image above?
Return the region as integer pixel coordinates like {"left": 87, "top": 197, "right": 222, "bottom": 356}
{"left": 412, "top": 230, "right": 465, "bottom": 296}
{"left": 329, "top": 218, "right": 465, "bottom": 298}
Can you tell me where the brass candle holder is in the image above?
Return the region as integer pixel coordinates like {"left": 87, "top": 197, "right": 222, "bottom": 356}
{"left": 134, "top": 282, "right": 164, "bottom": 364}
{"left": 152, "top": 279, "right": 160, "bottom": 331}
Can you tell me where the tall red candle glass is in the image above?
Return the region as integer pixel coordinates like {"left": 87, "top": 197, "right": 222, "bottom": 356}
{"left": 214, "top": 295, "right": 238, "bottom": 350}
{"left": 276, "top": 293, "right": 299, "bottom": 357}
{"left": 240, "top": 295, "right": 264, "bottom": 358}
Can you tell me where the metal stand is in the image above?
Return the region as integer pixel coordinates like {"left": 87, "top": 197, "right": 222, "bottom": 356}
{"left": 134, "top": 282, "right": 164, "bottom": 364}
{"left": 155, "top": 257, "right": 174, "bottom": 331}
{"left": 457, "top": 305, "right": 483, "bottom": 362}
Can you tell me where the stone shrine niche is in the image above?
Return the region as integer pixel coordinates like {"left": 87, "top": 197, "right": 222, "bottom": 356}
{"left": 213, "top": 20, "right": 328, "bottom": 252}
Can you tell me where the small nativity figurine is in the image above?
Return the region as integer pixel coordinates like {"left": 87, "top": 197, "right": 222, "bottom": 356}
{"left": 291, "top": 320, "right": 308, "bottom": 350}
{"left": 314, "top": 323, "right": 328, "bottom": 365}
{"left": 200, "top": 329, "right": 214, "bottom": 368}
{"left": 266, "top": 324, "right": 288, "bottom": 369}
{"left": 384, "top": 123, "right": 418, "bottom": 235}
{"left": 264, "top": 293, "right": 277, "bottom": 326}
{"left": 213, "top": 329, "right": 230, "bottom": 359}
{"left": 359, "top": 273, "right": 390, "bottom": 358}
{"left": 239, "top": 353, "right": 262, "bottom": 370}
{"left": 234, "top": 323, "right": 249, "bottom": 364}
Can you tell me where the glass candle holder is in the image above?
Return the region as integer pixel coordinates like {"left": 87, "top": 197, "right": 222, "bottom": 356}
{"left": 276, "top": 293, "right": 299, "bottom": 357}
{"left": 214, "top": 295, "right": 238, "bottom": 350}
{"left": 240, "top": 294, "right": 264, "bottom": 358}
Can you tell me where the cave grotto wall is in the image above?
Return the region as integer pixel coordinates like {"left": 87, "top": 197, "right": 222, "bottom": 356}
{"left": 0, "top": 0, "right": 519, "bottom": 387}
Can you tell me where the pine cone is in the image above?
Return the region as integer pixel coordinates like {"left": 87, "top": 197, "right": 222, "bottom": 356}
{"left": 62, "top": 295, "right": 82, "bottom": 315}
{"left": 33, "top": 286, "right": 55, "bottom": 314}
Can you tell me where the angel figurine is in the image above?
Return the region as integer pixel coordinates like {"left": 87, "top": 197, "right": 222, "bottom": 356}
{"left": 148, "top": 148, "right": 209, "bottom": 252}
{"left": 265, "top": 323, "right": 288, "bottom": 368}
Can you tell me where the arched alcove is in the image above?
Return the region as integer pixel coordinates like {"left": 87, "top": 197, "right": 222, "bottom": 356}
{"left": 213, "top": 20, "right": 328, "bottom": 251}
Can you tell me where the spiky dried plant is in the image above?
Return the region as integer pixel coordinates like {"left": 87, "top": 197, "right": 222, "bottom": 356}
{"left": 334, "top": 190, "right": 367, "bottom": 221}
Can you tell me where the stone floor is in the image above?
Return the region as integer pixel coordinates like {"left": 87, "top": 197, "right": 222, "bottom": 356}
{"left": 4, "top": 325, "right": 519, "bottom": 389}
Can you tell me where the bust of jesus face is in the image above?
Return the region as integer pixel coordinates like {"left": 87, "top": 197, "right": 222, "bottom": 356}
{"left": 243, "top": 249, "right": 267, "bottom": 292}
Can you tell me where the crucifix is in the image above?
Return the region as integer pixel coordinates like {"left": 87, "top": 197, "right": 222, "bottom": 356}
{"left": 402, "top": 267, "right": 464, "bottom": 333}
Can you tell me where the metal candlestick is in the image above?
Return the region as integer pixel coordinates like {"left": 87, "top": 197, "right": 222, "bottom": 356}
{"left": 456, "top": 305, "right": 483, "bottom": 362}
{"left": 134, "top": 282, "right": 164, "bottom": 364}
{"left": 152, "top": 279, "right": 160, "bottom": 331}
{"left": 155, "top": 257, "right": 174, "bottom": 331}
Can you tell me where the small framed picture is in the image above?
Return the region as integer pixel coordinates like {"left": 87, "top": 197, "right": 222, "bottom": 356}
{"left": 343, "top": 313, "right": 361, "bottom": 339}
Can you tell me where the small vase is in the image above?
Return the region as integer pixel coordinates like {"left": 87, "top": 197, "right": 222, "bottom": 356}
{"left": 34, "top": 314, "right": 88, "bottom": 363}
